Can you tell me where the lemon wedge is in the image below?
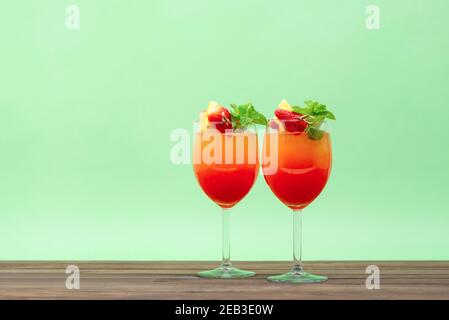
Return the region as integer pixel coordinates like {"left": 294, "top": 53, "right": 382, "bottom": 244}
{"left": 278, "top": 99, "right": 293, "bottom": 111}
{"left": 199, "top": 111, "right": 209, "bottom": 132}
{"left": 207, "top": 101, "right": 221, "bottom": 113}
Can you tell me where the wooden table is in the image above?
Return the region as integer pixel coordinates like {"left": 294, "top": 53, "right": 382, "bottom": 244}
{"left": 0, "top": 261, "right": 448, "bottom": 299}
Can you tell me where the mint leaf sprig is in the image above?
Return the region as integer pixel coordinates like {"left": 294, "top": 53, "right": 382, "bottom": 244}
{"left": 230, "top": 103, "right": 268, "bottom": 130}
{"left": 292, "top": 100, "right": 336, "bottom": 140}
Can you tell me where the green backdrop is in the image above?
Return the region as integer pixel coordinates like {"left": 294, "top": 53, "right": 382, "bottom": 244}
{"left": 1, "top": 0, "right": 448, "bottom": 260}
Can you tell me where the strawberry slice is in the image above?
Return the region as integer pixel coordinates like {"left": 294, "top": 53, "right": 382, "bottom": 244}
{"left": 268, "top": 119, "right": 280, "bottom": 130}
{"left": 206, "top": 101, "right": 232, "bottom": 133}
{"left": 274, "top": 109, "right": 308, "bottom": 133}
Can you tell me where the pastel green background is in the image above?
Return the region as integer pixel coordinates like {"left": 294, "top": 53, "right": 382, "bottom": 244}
{"left": 1, "top": 0, "right": 448, "bottom": 260}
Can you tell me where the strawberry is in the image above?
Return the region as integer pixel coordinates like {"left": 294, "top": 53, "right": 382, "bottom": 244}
{"left": 268, "top": 119, "right": 280, "bottom": 130}
{"left": 206, "top": 101, "right": 232, "bottom": 133}
{"left": 274, "top": 109, "right": 308, "bottom": 133}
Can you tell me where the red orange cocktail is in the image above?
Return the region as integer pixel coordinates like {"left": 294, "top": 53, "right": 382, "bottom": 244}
{"left": 193, "top": 101, "right": 266, "bottom": 278}
{"left": 262, "top": 99, "right": 335, "bottom": 283}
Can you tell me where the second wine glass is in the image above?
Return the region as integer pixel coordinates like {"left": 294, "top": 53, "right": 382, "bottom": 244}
{"left": 262, "top": 119, "right": 332, "bottom": 283}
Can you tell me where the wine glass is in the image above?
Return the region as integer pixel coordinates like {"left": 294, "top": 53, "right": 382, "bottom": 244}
{"left": 193, "top": 121, "right": 259, "bottom": 278}
{"left": 262, "top": 120, "right": 332, "bottom": 283}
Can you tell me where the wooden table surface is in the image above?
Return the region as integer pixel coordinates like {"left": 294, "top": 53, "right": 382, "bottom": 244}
{"left": 0, "top": 261, "right": 448, "bottom": 300}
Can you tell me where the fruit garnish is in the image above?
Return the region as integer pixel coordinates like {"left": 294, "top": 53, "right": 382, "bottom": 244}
{"left": 206, "top": 101, "right": 232, "bottom": 133}
{"left": 268, "top": 119, "right": 281, "bottom": 130}
{"left": 272, "top": 99, "right": 336, "bottom": 139}
{"left": 292, "top": 100, "right": 336, "bottom": 140}
{"left": 274, "top": 109, "right": 308, "bottom": 133}
{"left": 200, "top": 101, "right": 267, "bottom": 133}
{"left": 199, "top": 111, "right": 209, "bottom": 132}
{"left": 278, "top": 99, "right": 294, "bottom": 111}
{"left": 229, "top": 103, "right": 267, "bottom": 130}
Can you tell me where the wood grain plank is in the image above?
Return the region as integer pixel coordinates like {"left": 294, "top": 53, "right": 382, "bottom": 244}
{"left": 0, "top": 261, "right": 448, "bottom": 300}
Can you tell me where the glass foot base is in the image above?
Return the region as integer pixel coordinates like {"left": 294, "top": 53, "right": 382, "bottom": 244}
{"left": 267, "top": 270, "right": 328, "bottom": 284}
{"left": 198, "top": 265, "right": 256, "bottom": 279}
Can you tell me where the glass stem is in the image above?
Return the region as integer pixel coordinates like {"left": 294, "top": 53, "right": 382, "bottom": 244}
{"left": 221, "top": 208, "right": 232, "bottom": 268}
{"left": 292, "top": 210, "right": 303, "bottom": 274}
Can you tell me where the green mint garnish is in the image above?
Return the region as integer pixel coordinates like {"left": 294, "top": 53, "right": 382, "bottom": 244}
{"left": 230, "top": 103, "right": 268, "bottom": 130}
{"left": 306, "top": 126, "right": 325, "bottom": 140}
{"left": 292, "top": 100, "right": 336, "bottom": 140}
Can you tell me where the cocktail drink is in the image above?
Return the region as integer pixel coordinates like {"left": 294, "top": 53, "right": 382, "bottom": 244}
{"left": 194, "top": 131, "right": 259, "bottom": 209}
{"left": 263, "top": 130, "right": 331, "bottom": 210}
{"left": 262, "top": 99, "right": 335, "bottom": 283}
{"left": 193, "top": 101, "right": 267, "bottom": 278}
